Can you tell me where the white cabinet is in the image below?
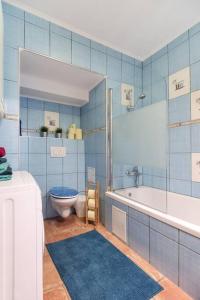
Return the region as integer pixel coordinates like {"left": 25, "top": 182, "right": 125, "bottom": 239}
{"left": 0, "top": 171, "right": 43, "bottom": 300}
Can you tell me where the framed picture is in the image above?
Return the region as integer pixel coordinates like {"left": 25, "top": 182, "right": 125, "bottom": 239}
{"left": 121, "top": 83, "right": 134, "bottom": 107}
{"left": 44, "top": 111, "right": 59, "bottom": 131}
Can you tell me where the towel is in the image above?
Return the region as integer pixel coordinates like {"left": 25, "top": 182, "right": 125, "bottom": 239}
{"left": 0, "top": 162, "right": 9, "bottom": 173}
{"left": 0, "top": 175, "right": 12, "bottom": 181}
{"left": 0, "top": 166, "right": 12, "bottom": 176}
{"left": 0, "top": 147, "right": 6, "bottom": 157}
{"left": 0, "top": 157, "right": 7, "bottom": 164}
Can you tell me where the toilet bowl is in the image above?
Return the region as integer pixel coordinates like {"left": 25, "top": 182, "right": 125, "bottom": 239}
{"left": 49, "top": 187, "right": 78, "bottom": 218}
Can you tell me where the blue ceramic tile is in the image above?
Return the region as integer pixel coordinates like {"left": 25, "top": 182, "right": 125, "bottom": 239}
{"left": 112, "top": 176, "right": 123, "bottom": 190}
{"left": 122, "top": 61, "right": 134, "bottom": 85}
{"left": 4, "top": 14, "right": 24, "bottom": 48}
{"left": 107, "top": 55, "right": 121, "bottom": 81}
{"left": 44, "top": 101, "right": 59, "bottom": 112}
{"left": 135, "top": 59, "right": 142, "bottom": 68}
{"left": 77, "top": 140, "right": 85, "bottom": 154}
{"left": 29, "top": 153, "right": 46, "bottom": 175}
{"left": 191, "top": 124, "right": 200, "bottom": 152}
{"left": 95, "top": 79, "right": 106, "bottom": 106}
{"left": 180, "top": 231, "right": 200, "bottom": 254}
{"left": 122, "top": 53, "right": 135, "bottom": 65}
{"left": 91, "top": 41, "right": 106, "bottom": 53}
{"left": 63, "top": 154, "right": 77, "bottom": 173}
{"left": 72, "top": 41, "right": 90, "bottom": 70}
{"left": 150, "top": 229, "right": 179, "bottom": 284}
{"left": 59, "top": 104, "right": 73, "bottom": 114}
{"left": 0, "top": 119, "right": 19, "bottom": 153}
{"left": 29, "top": 137, "right": 46, "bottom": 153}
{"left": 47, "top": 155, "right": 62, "bottom": 175}
{"left": 169, "top": 179, "right": 191, "bottom": 196}
{"left": 151, "top": 46, "right": 168, "bottom": 62}
{"left": 179, "top": 245, "right": 200, "bottom": 299}
{"left": 143, "top": 63, "right": 151, "bottom": 86}
{"left": 4, "top": 80, "right": 19, "bottom": 115}
{"left": 192, "top": 181, "right": 200, "bottom": 198}
{"left": 152, "top": 54, "right": 168, "bottom": 83}
{"left": 46, "top": 137, "right": 63, "bottom": 153}
{"left": 152, "top": 176, "right": 167, "bottom": 190}
{"left": 95, "top": 131, "right": 106, "bottom": 154}
{"left": 19, "top": 153, "right": 28, "bottom": 171}
{"left": 134, "top": 66, "right": 142, "bottom": 88}
{"left": 50, "top": 33, "right": 71, "bottom": 63}
{"left": 78, "top": 173, "right": 85, "bottom": 192}
{"left": 189, "top": 22, "right": 200, "bottom": 37}
{"left": 168, "top": 94, "right": 190, "bottom": 124}
{"left": 142, "top": 85, "right": 151, "bottom": 106}
{"left": 63, "top": 173, "right": 78, "bottom": 190}
{"left": 143, "top": 56, "right": 151, "bottom": 66}
{"left": 4, "top": 46, "right": 18, "bottom": 81}
{"left": 168, "top": 31, "right": 188, "bottom": 50}
{"left": 2, "top": 2, "right": 24, "bottom": 19}
{"left": 128, "top": 217, "right": 150, "bottom": 261}
{"left": 72, "top": 107, "right": 80, "bottom": 116}
{"left": 20, "top": 96, "right": 27, "bottom": 108}
{"left": 25, "top": 22, "right": 49, "bottom": 55}
{"left": 95, "top": 104, "right": 106, "bottom": 128}
{"left": 169, "top": 126, "right": 190, "bottom": 153}
{"left": 46, "top": 174, "right": 62, "bottom": 217}
{"left": 169, "top": 153, "right": 191, "bottom": 181}
{"left": 62, "top": 139, "right": 77, "bottom": 153}
{"left": 25, "top": 12, "right": 49, "bottom": 29}
{"left": 112, "top": 199, "right": 128, "bottom": 213}
{"left": 6, "top": 153, "right": 19, "bottom": 170}
{"left": 50, "top": 23, "right": 71, "bottom": 39}
{"left": 28, "top": 98, "right": 44, "bottom": 110}
{"left": 60, "top": 113, "right": 73, "bottom": 130}
{"left": 91, "top": 49, "right": 106, "bottom": 75}
{"left": 128, "top": 207, "right": 149, "bottom": 226}
{"left": 100, "top": 199, "right": 105, "bottom": 225}
{"left": 191, "top": 60, "right": 200, "bottom": 91}
{"left": 78, "top": 154, "right": 85, "bottom": 173}
{"left": 20, "top": 136, "right": 28, "bottom": 153}
{"left": 190, "top": 31, "right": 200, "bottom": 64}
{"left": 72, "top": 32, "right": 90, "bottom": 47}
{"left": 96, "top": 153, "right": 106, "bottom": 177}
{"left": 106, "top": 47, "right": 121, "bottom": 60}
{"left": 28, "top": 109, "right": 44, "bottom": 130}
{"left": 34, "top": 175, "right": 47, "bottom": 197}
{"left": 152, "top": 80, "right": 167, "bottom": 103}
{"left": 169, "top": 40, "right": 189, "bottom": 74}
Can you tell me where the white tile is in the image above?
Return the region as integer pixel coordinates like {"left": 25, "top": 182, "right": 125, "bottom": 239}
{"left": 192, "top": 153, "right": 200, "bottom": 182}
{"left": 191, "top": 90, "right": 200, "bottom": 120}
{"left": 169, "top": 67, "right": 190, "bottom": 100}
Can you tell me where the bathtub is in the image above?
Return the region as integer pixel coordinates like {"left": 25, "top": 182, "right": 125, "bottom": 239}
{"left": 106, "top": 186, "right": 200, "bottom": 238}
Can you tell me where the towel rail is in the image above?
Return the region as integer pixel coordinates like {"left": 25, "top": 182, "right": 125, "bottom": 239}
{"left": 168, "top": 118, "right": 200, "bottom": 128}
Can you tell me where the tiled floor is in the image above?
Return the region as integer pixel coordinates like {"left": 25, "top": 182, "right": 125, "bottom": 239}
{"left": 43, "top": 215, "right": 192, "bottom": 300}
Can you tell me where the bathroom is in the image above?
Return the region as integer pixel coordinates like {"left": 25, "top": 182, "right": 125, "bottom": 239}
{"left": 0, "top": 0, "right": 200, "bottom": 299}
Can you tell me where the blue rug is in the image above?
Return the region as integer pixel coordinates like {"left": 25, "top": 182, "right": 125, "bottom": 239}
{"left": 47, "top": 230, "right": 163, "bottom": 300}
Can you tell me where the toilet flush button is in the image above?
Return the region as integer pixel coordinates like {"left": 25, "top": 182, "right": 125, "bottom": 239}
{"left": 51, "top": 147, "right": 66, "bottom": 157}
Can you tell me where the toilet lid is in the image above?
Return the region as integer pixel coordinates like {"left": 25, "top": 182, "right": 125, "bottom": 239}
{"left": 49, "top": 186, "right": 78, "bottom": 199}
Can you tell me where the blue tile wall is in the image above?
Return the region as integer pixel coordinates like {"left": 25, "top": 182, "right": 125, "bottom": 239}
{"left": 20, "top": 97, "right": 80, "bottom": 135}
{"left": 19, "top": 136, "right": 85, "bottom": 219}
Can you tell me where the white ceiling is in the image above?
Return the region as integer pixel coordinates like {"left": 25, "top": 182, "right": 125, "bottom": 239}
{"left": 20, "top": 50, "right": 104, "bottom": 105}
{"left": 6, "top": 0, "right": 200, "bottom": 60}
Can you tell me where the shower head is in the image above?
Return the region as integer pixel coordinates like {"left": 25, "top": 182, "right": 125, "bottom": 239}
{"left": 139, "top": 92, "right": 146, "bottom": 99}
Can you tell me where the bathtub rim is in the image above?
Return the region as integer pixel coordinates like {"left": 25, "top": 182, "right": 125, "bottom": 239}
{"left": 106, "top": 191, "right": 200, "bottom": 239}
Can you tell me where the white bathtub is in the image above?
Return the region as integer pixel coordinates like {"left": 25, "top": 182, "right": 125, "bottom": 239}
{"left": 106, "top": 186, "right": 200, "bottom": 238}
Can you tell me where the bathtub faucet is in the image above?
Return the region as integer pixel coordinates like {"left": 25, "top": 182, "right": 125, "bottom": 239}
{"left": 125, "top": 166, "right": 141, "bottom": 188}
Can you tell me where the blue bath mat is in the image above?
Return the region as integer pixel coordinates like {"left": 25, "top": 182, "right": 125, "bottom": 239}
{"left": 47, "top": 230, "right": 163, "bottom": 300}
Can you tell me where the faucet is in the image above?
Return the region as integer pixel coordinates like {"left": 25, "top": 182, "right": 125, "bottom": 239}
{"left": 125, "top": 166, "right": 141, "bottom": 188}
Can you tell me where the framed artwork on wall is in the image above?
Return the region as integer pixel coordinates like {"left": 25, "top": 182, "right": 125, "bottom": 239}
{"left": 44, "top": 111, "right": 59, "bottom": 132}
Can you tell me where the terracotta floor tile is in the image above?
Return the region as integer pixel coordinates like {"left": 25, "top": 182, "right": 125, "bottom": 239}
{"left": 44, "top": 286, "right": 71, "bottom": 300}
{"left": 43, "top": 215, "right": 190, "bottom": 300}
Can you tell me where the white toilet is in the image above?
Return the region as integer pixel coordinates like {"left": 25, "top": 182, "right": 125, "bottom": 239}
{"left": 49, "top": 187, "right": 78, "bottom": 218}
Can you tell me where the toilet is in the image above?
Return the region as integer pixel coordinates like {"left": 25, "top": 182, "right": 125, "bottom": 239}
{"left": 49, "top": 186, "right": 78, "bottom": 218}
